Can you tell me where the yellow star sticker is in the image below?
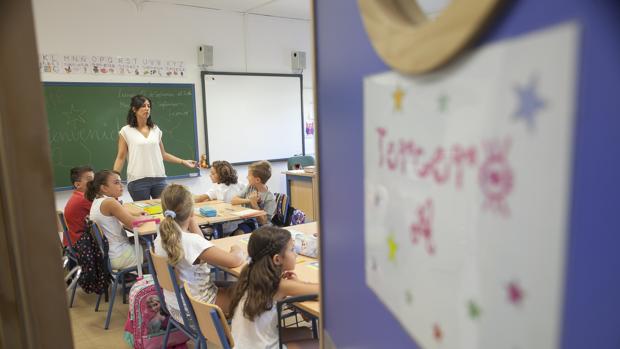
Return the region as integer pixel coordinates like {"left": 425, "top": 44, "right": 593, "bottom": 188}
{"left": 387, "top": 235, "right": 398, "bottom": 262}
{"left": 393, "top": 87, "right": 404, "bottom": 111}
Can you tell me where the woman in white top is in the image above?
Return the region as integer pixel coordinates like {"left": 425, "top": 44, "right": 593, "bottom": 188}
{"left": 229, "top": 226, "right": 319, "bottom": 349}
{"left": 154, "top": 184, "right": 245, "bottom": 322}
{"left": 86, "top": 170, "right": 146, "bottom": 270}
{"left": 113, "top": 95, "right": 197, "bottom": 201}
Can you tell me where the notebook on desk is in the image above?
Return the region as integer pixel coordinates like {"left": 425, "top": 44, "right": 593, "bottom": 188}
{"left": 143, "top": 204, "right": 163, "bottom": 215}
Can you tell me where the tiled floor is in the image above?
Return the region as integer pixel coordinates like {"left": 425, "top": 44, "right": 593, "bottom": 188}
{"left": 68, "top": 289, "right": 132, "bottom": 349}
{"left": 68, "top": 287, "right": 202, "bottom": 348}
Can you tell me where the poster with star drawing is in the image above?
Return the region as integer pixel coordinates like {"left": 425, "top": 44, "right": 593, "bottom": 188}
{"left": 364, "top": 23, "right": 579, "bottom": 349}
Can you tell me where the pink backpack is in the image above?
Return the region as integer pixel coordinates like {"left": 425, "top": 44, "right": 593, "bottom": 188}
{"left": 123, "top": 275, "right": 189, "bottom": 349}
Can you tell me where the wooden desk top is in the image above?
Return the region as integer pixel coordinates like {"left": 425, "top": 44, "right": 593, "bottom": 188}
{"left": 283, "top": 170, "right": 316, "bottom": 178}
{"left": 211, "top": 222, "right": 320, "bottom": 317}
{"left": 123, "top": 199, "right": 266, "bottom": 235}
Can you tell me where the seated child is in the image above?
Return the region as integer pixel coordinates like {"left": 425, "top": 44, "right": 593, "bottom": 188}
{"left": 195, "top": 160, "right": 245, "bottom": 203}
{"left": 231, "top": 160, "right": 276, "bottom": 233}
{"left": 154, "top": 184, "right": 245, "bottom": 321}
{"left": 230, "top": 226, "right": 319, "bottom": 349}
{"left": 196, "top": 160, "right": 245, "bottom": 235}
{"left": 63, "top": 165, "right": 95, "bottom": 247}
{"left": 85, "top": 170, "right": 147, "bottom": 270}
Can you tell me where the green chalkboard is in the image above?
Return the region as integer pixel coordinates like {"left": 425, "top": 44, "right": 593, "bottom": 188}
{"left": 44, "top": 82, "right": 199, "bottom": 190}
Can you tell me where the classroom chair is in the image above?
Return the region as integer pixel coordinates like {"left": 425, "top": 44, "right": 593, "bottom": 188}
{"left": 62, "top": 255, "right": 82, "bottom": 305}
{"left": 91, "top": 222, "right": 142, "bottom": 329}
{"left": 185, "top": 282, "right": 234, "bottom": 349}
{"left": 276, "top": 294, "right": 319, "bottom": 349}
{"left": 148, "top": 250, "right": 202, "bottom": 348}
{"left": 57, "top": 210, "right": 80, "bottom": 307}
{"left": 287, "top": 155, "right": 315, "bottom": 170}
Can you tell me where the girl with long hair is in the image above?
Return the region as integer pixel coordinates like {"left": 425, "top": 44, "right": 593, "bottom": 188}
{"left": 86, "top": 170, "right": 145, "bottom": 270}
{"left": 153, "top": 184, "right": 245, "bottom": 321}
{"left": 229, "top": 226, "right": 319, "bottom": 349}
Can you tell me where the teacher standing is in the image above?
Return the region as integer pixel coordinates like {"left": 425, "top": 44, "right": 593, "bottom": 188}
{"left": 113, "top": 95, "right": 196, "bottom": 201}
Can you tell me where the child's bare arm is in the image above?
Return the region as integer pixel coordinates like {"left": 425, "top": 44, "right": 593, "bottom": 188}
{"left": 195, "top": 194, "right": 211, "bottom": 202}
{"left": 103, "top": 198, "right": 140, "bottom": 228}
{"left": 278, "top": 278, "right": 319, "bottom": 298}
{"left": 231, "top": 195, "right": 250, "bottom": 205}
{"left": 199, "top": 245, "right": 245, "bottom": 268}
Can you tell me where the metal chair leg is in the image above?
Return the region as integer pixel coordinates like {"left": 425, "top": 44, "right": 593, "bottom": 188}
{"left": 95, "top": 292, "right": 103, "bottom": 311}
{"left": 162, "top": 318, "right": 172, "bottom": 349}
{"left": 104, "top": 279, "right": 119, "bottom": 329}
{"left": 69, "top": 282, "right": 78, "bottom": 308}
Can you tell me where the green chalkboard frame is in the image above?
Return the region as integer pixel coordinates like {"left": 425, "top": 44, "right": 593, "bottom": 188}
{"left": 44, "top": 82, "right": 200, "bottom": 191}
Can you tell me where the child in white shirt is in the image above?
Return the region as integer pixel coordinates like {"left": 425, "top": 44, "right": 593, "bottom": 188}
{"left": 229, "top": 226, "right": 319, "bottom": 349}
{"left": 196, "top": 160, "right": 245, "bottom": 203}
{"left": 154, "top": 183, "right": 245, "bottom": 321}
{"left": 86, "top": 170, "right": 146, "bottom": 270}
{"left": 196, "top": 160, "right": 245, "bottom": 235}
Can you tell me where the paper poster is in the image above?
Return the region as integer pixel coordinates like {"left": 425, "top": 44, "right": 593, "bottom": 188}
{"left": 39, "top": 54, "right": 60, "bottom": 73}
{"left": 364, "top": 23, "right": 579, "bottom": 349}
{"left": 39, "top": 53, "right": 186, "bottom": 78}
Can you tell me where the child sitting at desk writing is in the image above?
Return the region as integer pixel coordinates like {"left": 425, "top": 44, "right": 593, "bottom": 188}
{"left": 86, "top": 170, "right": 148, "bottom": 270}
{"left": 154, "top": 184, "right": 245, "bottom": 320}
{"left": 231, "top": 160, "right": 276, "bottom": 234}
{"left": 229, "top": 226, "right": 319, "bottom": 349}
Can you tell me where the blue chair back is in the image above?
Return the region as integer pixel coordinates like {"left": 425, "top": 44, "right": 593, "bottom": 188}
{"left": 148, "top": 249, "right": 203, "bottom": 338}
{"left": 91, "top": 222, "right": 114, "bottom": 274}
{"left": 168, "top": 265, "right": 200, "bottom": 331}
{"left": 184, "top": 282, "right": 233, "bottom": 349}
{"left": 145, "top": 248, "right": 170, "bottom": 312}
{"left": 57, "top": 210, "right": 76, "bottom": 251}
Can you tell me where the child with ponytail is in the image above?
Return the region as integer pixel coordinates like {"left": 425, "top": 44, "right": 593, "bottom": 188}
{"left": 229, "top": 226, "right": 319, "bottom": 349}
{"left": 153, "top": 184, "right": 245, "bottom": 321}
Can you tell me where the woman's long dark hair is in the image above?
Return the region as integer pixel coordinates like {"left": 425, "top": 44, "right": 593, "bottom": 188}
{"left": 126, "top": 95, "right": 154, "bottom": 128}
{"left": 229, "top": 226, "right": 292, "bottom": 321}
{"left": 85, "top": 170, "right": 120, "bottom": 201}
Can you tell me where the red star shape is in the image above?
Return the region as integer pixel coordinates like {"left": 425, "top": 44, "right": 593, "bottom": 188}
{"left": 507, "top": 281, "right": 524, "bottom": 305}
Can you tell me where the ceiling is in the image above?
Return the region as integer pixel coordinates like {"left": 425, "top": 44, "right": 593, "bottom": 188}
{"left": 141, "top": 0, "right": 312, "bottom": 20}
{"left": 133, "top": 0, "right": 450, "bottom": 22}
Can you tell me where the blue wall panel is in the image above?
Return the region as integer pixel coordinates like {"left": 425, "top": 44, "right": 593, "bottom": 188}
{"left": 315, "top": 0, "right": 620, "bottom": 347}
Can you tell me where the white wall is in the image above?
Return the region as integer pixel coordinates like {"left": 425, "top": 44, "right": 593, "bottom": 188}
{"left": 31, "top": 0, "right": 312, "bottom": 209}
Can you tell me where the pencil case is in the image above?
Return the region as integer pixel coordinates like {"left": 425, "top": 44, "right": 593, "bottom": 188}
{"left": 198, "top": 206, "right": 217, "bottom": 217}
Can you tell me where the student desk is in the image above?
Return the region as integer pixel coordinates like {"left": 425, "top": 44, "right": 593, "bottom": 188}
{"left": 284, "top": 170, "right": 319, "bottom": 222}
{"left": 210, "top": 222, "right": 320, "bottom": 317}
{"left": 125, "top": 199, "right": 266, "bottom": 233}
{"left": 123, "top": 199, "right": 266, "bottom": 277}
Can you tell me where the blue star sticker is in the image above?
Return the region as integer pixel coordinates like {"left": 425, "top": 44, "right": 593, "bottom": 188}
{"left": 513, "top": 75, "right": 545, "bottom": 130}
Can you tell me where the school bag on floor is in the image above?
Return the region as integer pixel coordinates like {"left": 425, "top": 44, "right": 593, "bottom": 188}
{"left": 123, "top": 275, "right": 189, "bottom": 349}
{"left": 74, "top": 219, "right": 112, "bottom": 294}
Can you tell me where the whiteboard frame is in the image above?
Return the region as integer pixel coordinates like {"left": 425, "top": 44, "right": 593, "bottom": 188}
{"left": 200, "top": 71, "right": 305, "bottom": 166}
